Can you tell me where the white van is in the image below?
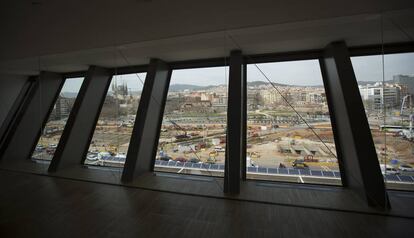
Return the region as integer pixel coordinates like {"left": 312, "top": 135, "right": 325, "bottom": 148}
{"left": 380, "top": 164, "right": 399, "bottom": 175}
{"left": 214, "top": 146, "right": 225, "bottom": 152}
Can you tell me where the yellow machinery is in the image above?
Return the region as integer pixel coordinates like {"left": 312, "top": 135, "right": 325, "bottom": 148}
{"left": 105, "top": 145, "right": 118, "bottom": 155}
{"left": 209, "top": 151, "right": 218, "bottom": 157}
{"left": 247, "top": 151, "right": 261, "bottom": 158}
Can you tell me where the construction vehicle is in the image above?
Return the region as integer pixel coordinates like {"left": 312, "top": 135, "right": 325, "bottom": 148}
{"left": 214, "top": 146, "right": 225, "bottom": 152}
{"left": 105, "top": 145, "right": 118, "bottom": 155}
{"left": 247, "top": 151, "right": 261, "bottom": 158}
{"left": 304, "top": 154, "right": 318, "bottom": 162}
{"left": 292, "top": 159, "right": 309, "bottom": 169}
{"left": 209, "top": 151, "right": 218, "bottom": 157}
{"left": 174, "top": 157, "right": 187, "bottom": 163}
{"left": 175, "top": 134, "right": 190, "bottom": 140}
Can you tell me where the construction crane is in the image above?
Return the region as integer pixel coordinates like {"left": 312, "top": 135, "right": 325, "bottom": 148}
{"left": 400, "top": 95, "right": 414, "bottom": 140}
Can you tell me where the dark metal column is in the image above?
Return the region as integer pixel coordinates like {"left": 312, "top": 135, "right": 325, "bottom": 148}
{"left": 241, "top": 62, "right": 247, "bottom": 180}
{"left": 0, "top": 78, "right": 35, "bottom": 154}
{"left": 0, "top": 72, "right": 64, "bottom": 162}
{"left": 320, "top": 41, "right": 389, "bottom": 208}
{"left": 224, "top": 50, "right": 244, "bottom": 193}
{"left": 122, "top": 59, "right": 171, "bottom": 182}
{"left": 49, "top": 66, "right": 112, "bottom": 172}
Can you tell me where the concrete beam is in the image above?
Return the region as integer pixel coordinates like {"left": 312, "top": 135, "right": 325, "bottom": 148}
{"left": 320, "top": 41, "right": 389, "bottom": 209}
{"left": 49, "top": 66, "right": 112, "bottom": 171}
{"left": 0, "top": 72, "right": 64, "bottom": 162}
{"left": 122, "top": 59, "right": 171, "bottom": 182}
{"left": 0, "top": 77, "right": 34, "bottom": 153}
{"left": 224, "top": 50, "right": 244, "bottom": 194}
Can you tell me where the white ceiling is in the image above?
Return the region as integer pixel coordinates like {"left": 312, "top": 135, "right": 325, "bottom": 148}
{"left": 0, "top": 0, "right": 413, "bottom": 75}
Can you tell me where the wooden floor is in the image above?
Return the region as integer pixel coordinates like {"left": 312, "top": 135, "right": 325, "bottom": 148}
{"left": 0, "top": 170, "right": 413, "bottom": 238}
{"left": 2, "top": 160, "right": 414, "bottom": 217}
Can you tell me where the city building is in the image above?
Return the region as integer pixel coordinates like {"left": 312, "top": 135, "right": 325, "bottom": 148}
{"left": 359, "top": 82, "right": 401, "bottom": 110}
{"left": 50, "top": 96, "right": 73, "bottom": 120}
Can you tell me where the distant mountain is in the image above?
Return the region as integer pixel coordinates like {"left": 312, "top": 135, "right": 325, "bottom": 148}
{"left": 247, "top": 81, "right": 318, "bottom": 87}
{"left": 168, "top": 84, "right": 217, "bottom": 91}
{"left": 357, "top": 78, "right": 413, "bottom": 86}
{"left": 169, "top": 81, "right": 325, "bottom": 91}
{"left": 247, "top": 81, "right": 270, "bottom": 87}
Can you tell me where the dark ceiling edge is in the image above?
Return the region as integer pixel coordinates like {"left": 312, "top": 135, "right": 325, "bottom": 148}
{"left": 349, "top": 42, "right": 414, "bottom": 57}
{"left": 61, "top": 41, "right": 414, "bottom": 79}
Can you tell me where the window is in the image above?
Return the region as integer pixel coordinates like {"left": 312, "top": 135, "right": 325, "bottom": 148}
{"left": 32, "top": 77, "right": 84, "bottom": 161}
{"left": 246, "top": 60, "right": 341, "bottom": 185}
{"left": 84, "top": 73, "right": 146, "bottom": 167}
{"left": 352, "top": 53, "right": 414, "bottom": 190}
{"left": 154, "top": 67, "right": 228, "bottom": 176}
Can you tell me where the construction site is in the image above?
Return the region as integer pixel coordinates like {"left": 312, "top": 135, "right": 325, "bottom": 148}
{"left": 30, "top": 80, "right": 414, "bottom": 188}
{"left": 32, "top": 105, "right": 414, "bottom": 173}
{"left": 246, "top": 122, "right": 338, "bottom": 170}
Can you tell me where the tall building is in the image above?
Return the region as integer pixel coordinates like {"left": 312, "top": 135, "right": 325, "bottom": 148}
{"left": 50, "top": 96, "right": 72, "bottom": 120}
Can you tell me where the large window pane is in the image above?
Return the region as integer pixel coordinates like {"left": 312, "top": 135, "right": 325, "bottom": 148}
{"left": 246, "top": 60, "right": 340, "bottom": 185}
{"left": 155, "top": 67, "right": 228, "bottom": 177}
{"left": 352, "top": 53, "right": 414, "bottom": 191}
{"left": 32, "top": 77, "right": 84, "bottom": 161}
{"left": 85, "top": 73, "right": 146, "bottom": 167}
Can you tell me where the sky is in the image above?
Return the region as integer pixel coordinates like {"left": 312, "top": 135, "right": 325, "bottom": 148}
{"left": 110, "top": 73, "right": 146, "bottom": 91}
{"left": 352, "top": 53, "right": 414, "bottom": 83}
{"left": 61, "top": 52, "right": 414, "bottom": 92}
{"left": 61, "top": 77, "right": 83, "bottom": 93}
{"left": 247, "top": 60, "right": 322, "bottom": 86}
{"left": 61, "top": 73, "right": 147, "bottom": 93}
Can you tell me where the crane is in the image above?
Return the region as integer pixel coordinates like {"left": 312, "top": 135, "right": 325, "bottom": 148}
{"left": 400, "top": 95, "right": 414, "bottom": 140}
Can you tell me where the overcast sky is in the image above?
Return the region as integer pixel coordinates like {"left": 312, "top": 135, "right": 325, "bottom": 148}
{"left": 352, "top": 53, "right": 414, "bottom": 83}
{"left": 62, "top": 73, "right": 147, "bottom": 93}
{"left": 110, "top": 73, "right": 146, "bottom": 91}
{"left": 61, "top": 77, "right": 83, "bottom": 93}
{"left": 62, "top": 52, "right": 414, "bottom": 92}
